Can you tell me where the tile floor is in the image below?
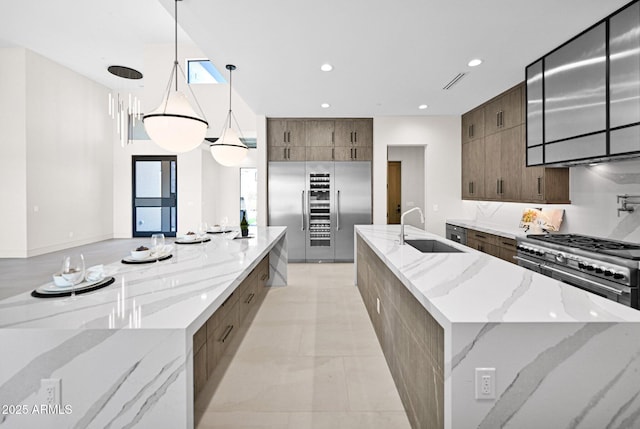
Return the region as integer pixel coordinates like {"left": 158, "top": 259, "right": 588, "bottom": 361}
{"left": 194, "top": 263, "right": 411, "bottom": 429}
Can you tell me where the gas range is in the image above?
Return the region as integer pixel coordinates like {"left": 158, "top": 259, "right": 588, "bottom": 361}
{"left": 516, "top": 234, "right": 640, "bottom": 308}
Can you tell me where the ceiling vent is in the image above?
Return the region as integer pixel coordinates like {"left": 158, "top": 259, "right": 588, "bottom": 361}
{"left": 442, "top": 72, "right": 466, "bottom": 90}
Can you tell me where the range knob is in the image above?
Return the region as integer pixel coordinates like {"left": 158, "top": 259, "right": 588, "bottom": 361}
{"left": 535, "top": 250, "right": 544, "bottom": 256}
{"left": 585, "top": 264, "right": 596, "bottom": 271}
{"left": 604, "top": 269, "right": 614, "bottom": 277}
{"left": 594, "top": 267, "right": 604, "bottom": 274}
{"left": 613, "top": 272, "right": 625, "bottom": 280}
{"left": 555, "top": 252, "right": 566, "bottom": 263}
{"left": 578, "top": 261, "right": 587, "bottom": 269}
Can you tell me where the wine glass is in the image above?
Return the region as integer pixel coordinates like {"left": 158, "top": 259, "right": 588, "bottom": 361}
{"left": 220, "top": 216, "right": 229, "bottom": 238}
{"left": 198, "top": 222, "right": 209, "bottom": 240}
{"left": 151, "top": 233, "right": 165, "bottom": 257}
{"left": 62, "top": 254, "right": 85, "bottom": 300}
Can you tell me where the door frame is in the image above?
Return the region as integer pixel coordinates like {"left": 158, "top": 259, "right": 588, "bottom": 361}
{"left": 131, "top": 155, "right": 178, "bottom": 237}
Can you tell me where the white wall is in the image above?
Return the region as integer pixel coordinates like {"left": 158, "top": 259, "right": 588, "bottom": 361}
{"left": 373, "top": 116, "right": 469, "bottom": 237}
{"left": 466, "top": 158, "right": 640, "bottom": 242}
{"left": 0, "top": 48, "right": 28, "bottom": 257}
{"left": 0, "top": 48, "right": 114, "bottom": 257}
{"left": 387, "top": 146, "right": 426, "bottom": 228}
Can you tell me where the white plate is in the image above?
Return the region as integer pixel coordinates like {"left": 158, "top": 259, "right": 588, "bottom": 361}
{"left": 41, "top": 275, "right": 105, "bottom": 292}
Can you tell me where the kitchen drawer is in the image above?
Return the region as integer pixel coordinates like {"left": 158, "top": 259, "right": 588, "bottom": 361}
{"left": 467, "top": 238, "right": 499, "bottom": 257}
{"left": 468, "top": 230, "right": 498, "bottom": 246}
{"left": 257, "top": 255, "right": 270, "bottom": 291}
{"left": 207, "top": 301, "right": 240, "bottom": 377}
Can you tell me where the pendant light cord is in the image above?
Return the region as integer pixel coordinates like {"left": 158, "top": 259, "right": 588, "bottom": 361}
{"left": 228, "top": 67, "right": 233, "bottom": 128}
{"left": 174, "top": 0, "right": 179, "bottom": 91}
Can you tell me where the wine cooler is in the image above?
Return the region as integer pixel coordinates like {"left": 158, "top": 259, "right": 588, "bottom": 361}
{"left": 305, "top": 163, "right": 335, "bottom": 261}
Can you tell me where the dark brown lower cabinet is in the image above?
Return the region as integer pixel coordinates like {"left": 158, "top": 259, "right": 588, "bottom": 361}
{"left": 466, "top": 228, "right": 517, "bottom": 264}
{"left": 356, "top": 236, "right": 444, "bottom": 429}
{"left": 193, "top": 255, "right": 269, "bottom": 401}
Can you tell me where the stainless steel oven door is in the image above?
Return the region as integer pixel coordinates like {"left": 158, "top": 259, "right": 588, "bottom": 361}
{"left": 544, "top": 264, "right": 632, "bottom": 307}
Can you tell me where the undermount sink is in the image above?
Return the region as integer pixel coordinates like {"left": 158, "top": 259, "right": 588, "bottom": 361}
{"left": 404, "top": 239, "right": 463, "bottom": 253}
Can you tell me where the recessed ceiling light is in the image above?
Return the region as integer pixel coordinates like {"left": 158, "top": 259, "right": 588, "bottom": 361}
{"left": 418, "top": 104, "right": 428, "bottom": 110}
{"left": 320, "top": 63, "right": 333, "bottom": 72}
{"left": 321, "top": 103, "right": 330, "bottom": 108}
{"left": 468, "top": 59, "right": 483, "bottom": 67}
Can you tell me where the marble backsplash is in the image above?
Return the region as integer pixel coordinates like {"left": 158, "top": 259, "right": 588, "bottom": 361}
{"left": 463, "top": 158, "right": 640, "bottom": 243}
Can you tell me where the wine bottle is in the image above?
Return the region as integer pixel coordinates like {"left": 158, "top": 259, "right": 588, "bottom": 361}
{"left": 241, "top": 212, "right": 249, "bottom": 237}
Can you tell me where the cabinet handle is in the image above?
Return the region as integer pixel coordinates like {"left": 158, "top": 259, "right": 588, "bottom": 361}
{"left": 354, "top": 148, "right": 357, "bottom": 159}
{"left": 283, "top": 148, "right": 287, "bottom": 159}
{"left": 496, "top": 179, "right": 500, "bottom": 194}
{"left": 537, "top": 177, "right": 542, "bottom": 195}
{"left": 471, "top": 181, "right": 474, "bottom": 194}
{"left": 500, "top": 179, "right": 504, "bottom": 194}
{"left": 336, "top": 190, "right": 341, "bottom": 231}
{"left": 261, "top": 273, "right": 268, "bottom": 281}
{"left": 332, "top": 131, "right": 334, "bottom": 143}
{"left": 289, "top": 148, "right": 291, "bottom": 159}
{"left": 301, "top": 190, "right": 305, "bottom": 230}
{"left": 283, "top": 131, "right": 287, "bottom": 143}
{"left": 354, "top": 131, "right": 357, "bottom": 143}
{"left": 468, "top": 182, "right": 472, "bottom": 194}
{"left": 476, "top": 234, "right": 486, "bottom": 239}
{"left": 332, "top": 148, "right": 335, "bottom": 160}
{"left": 219, "top": 325, "right": 234, "bottom": 343}
{"left": 350, "top": 148, "right": 353, "bottom": 159}
{"left": 350, "top": 132, "right": 353, "bottom": 143}
{"left": 288, "top": 131, "right": 291, "bottom": 143}
{"left": 245, "top": 293, "right": 255, "bottom": 304}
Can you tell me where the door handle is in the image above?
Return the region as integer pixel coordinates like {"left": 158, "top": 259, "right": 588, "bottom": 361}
{"left": 301, "top": 190, "right": 305, "bottom": 231}
{"left": 396, "top": 204, "right": 401, "bottom": 214}
{"left": 336, "top": 190, "right": 341, "bottom": 231}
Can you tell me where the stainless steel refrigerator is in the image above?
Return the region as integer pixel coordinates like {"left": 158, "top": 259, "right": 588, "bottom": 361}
{"left": 268, "top": 161, "right": 371, "bottom": 262}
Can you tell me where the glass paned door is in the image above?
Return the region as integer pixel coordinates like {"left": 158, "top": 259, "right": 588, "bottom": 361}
{"left": 132, "top": 156, "right": 177, "bottom": 237}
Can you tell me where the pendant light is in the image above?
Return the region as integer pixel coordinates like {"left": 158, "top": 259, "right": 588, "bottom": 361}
{"left": 143, "top": 0, "right": 208, "bottom": 153}
{"left": 210, "top": 64, "right": 248, "bottom": 166}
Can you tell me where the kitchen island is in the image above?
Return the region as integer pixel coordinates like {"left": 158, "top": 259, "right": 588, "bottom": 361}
{"left": 355, "top": 225, "right": 640, "bottom": 429}
{"left": 0, "top": 227, "right": 287, "bottom": 429}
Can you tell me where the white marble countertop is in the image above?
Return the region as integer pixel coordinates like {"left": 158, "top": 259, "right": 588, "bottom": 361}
{"left": 0, "top": 227, "right": 286, "bottom": 333}
{"left": 356, "top": 225, "right": 640, "bottom": 329}
{"left": 446, "top": 219, "right": 526, "bottom": 239}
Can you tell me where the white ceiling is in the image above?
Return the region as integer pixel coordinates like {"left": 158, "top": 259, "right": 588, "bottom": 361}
{"left": 0, "top": 0, "right": 632, "bottom": 117}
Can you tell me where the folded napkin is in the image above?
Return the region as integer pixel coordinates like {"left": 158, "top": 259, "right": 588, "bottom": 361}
{"left": 86, "top": 265, "right": 105, "bottom": 282}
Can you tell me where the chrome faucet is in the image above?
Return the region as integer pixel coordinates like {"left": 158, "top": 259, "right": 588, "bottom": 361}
{"left": 400, "top": 207, "right": 425, "bottom": 245}
{"left": 617, "top": 194, "right": 639, "bottom": 217}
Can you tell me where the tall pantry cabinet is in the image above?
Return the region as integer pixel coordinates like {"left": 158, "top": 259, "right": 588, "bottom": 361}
{"left": 461, "top": 82, "right": 570, "bottom": 204}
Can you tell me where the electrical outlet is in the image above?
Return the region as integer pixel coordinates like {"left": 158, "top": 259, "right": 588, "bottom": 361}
{"left": 475, "top": 368, "right": 495, "bottom": 400}
{"left": 376, "top": 297, "right": 380, "bottom": 314}
{"left": 42, "top": 378, "right": 61, "bottom": 406}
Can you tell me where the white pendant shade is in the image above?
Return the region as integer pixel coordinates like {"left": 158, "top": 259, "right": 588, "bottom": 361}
{"left": 143, "top": 91, "right": 208, "bottom": 153}
{"left": 210, "top": 127, "right": 248, "bottom": 167}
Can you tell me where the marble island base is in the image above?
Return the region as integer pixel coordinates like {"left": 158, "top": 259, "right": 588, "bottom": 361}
{"left": 0, "top": 227, "right": 287, "bottom": 429}
{"left": 356, "top": 225, "right": 640, "bottom": 429}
